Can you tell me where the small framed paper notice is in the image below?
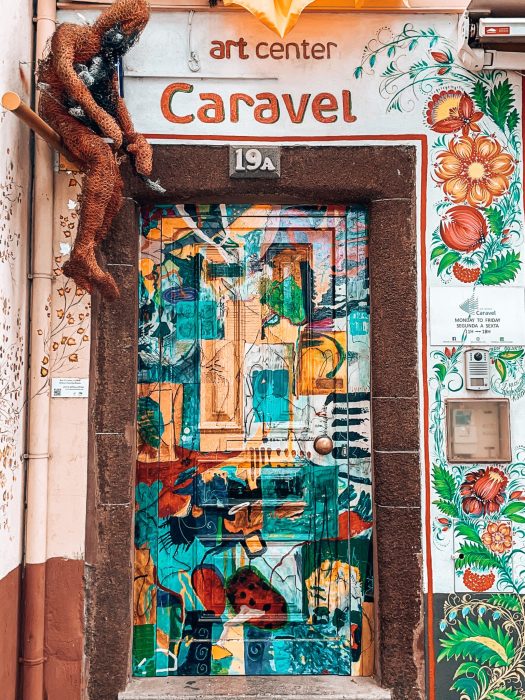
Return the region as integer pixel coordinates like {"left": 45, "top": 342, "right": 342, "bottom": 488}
{"left": 51, "top": 377, "right": 89, "bottom": 398}
{"left": 430, "top": 287, "right": 525, "bottom": 346}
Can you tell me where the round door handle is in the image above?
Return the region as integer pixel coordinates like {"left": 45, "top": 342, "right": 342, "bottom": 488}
{"left": 313, "top": 435, "right": 333, "bottom": 455}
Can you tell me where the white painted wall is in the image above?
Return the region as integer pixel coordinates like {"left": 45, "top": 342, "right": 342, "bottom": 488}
{"left": 0, "top": 0, "right": 33, "bottom": 580}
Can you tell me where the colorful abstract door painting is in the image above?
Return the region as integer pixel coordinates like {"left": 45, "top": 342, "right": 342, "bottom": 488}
{"left": 133, "top": 204, "right": 373, "bottom": 677}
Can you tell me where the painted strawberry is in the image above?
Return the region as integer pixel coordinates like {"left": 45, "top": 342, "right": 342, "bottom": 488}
{"left": 452, "top": 261, "right": 481, "bottom": 283}
{"left": 226, "top": 567, "right": 287, "bottom": 629}
{"left": 463, "top": 568, "right": 495, "bottom": 592}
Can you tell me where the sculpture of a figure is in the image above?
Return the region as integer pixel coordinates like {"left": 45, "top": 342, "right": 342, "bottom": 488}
{"left": 38, "top": 0, "right": 153, "bottom": 298}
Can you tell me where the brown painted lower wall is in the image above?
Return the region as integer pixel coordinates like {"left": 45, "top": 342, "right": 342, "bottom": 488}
{"left": 0, "top": 564, "right": 21, "bottom": 700}
{"left": 44, "top": 557, "right": 85, "bottom": 700}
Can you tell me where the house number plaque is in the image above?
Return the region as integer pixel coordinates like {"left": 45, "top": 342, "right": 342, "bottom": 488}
{"left": 229, "top": 146, "right": 280, "bottom": 179}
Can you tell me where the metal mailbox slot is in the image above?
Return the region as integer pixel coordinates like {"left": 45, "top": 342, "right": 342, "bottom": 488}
{"left": 446, "top": 398, "right": 512, "bottom": 463}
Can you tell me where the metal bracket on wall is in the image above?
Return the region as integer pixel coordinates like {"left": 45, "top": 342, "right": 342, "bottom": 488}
{"left": 187, "top": 11, "right": 201, "bottom": 72}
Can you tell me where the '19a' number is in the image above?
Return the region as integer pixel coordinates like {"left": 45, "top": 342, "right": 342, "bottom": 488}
{"left": 234, "top": 148, "right": 276, "bottom": 172}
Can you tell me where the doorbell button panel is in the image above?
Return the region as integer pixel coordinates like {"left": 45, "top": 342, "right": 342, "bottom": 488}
{"left": 464, "top": 348, "right": 490, "bottom": 390}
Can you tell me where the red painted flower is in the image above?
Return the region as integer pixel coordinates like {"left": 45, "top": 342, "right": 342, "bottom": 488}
{"left": 440, "top": 206, "right": 487, "bottom": 252}
{"left": 432, "top": 51, "right": 450, "bottom": 64}
{"left": 460, "top": 466, "right": 508, "bottom": 516}
{"left": 431, "top": 51, "right": 452, "bottom": 75}
{"left": 426, "top": 91, "right": 483, "bottom": 137}
{"left": 444, "top": 347, "right": 457, "bottom": 359}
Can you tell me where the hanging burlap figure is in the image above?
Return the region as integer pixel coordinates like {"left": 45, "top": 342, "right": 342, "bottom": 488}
{"left": 38, "top": 0, "right": 153, "bottom": 298}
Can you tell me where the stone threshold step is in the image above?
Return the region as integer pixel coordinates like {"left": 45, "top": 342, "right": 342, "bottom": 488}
{"left": 119, "top": 676, "right": 392, "bottom": 700}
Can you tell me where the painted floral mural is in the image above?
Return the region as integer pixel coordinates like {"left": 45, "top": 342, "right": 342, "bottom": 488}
{"left": 0, "top": 149, "right": 26, "bottom": 534}
{"left": 430, "top": 347, "right": 525, "bottom": 700}
{"left": 355, "top": 23, "right": 525, "bottom": 700}
{"left": 355, "top": 24, "right": 522, "bottom": 290}
{"left": 34, "top": 175, "right": 91, "bottom": 397}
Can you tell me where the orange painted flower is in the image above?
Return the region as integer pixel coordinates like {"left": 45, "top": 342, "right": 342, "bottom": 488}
{"left": 427, "top": 90, "right": 462, "bottom": 130}
{"left": 481, "top": 522, "right": 512, "bottom": 554}
{"left": 435, "top": 135, "right": 515, "bottom": 208}
{"left": 427, "top": 91, "right": 482, "bottom": 136}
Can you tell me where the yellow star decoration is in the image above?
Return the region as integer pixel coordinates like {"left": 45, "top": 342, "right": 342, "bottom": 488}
{"left": 223, "top": 0, "right": 317, "bottom": 37}
{"left": 222, "top": 0, "right": 413, "bottom": 37}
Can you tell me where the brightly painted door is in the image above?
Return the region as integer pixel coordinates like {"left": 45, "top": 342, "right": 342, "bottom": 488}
{"left": 133, "top": 204, "right": 372, "bottom": 677}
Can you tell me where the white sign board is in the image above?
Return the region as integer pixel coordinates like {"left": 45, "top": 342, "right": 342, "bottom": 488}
{"left": 51, "top": 377, "right": 89, "bottom": 398}
{"left": 85, "top": 10, "right": 459, "bottom": 142}
{"left": 430, "top": 287, "right": 525, "bottom": 346}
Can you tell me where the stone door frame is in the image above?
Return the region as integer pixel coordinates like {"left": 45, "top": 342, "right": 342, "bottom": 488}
{"left": 85, "top": 145, "right": 424, "bottom": 700}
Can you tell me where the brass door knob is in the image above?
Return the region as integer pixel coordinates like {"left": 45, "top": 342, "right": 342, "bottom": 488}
{"left": 313, "top": 435, "right": 333, "bottom": 455}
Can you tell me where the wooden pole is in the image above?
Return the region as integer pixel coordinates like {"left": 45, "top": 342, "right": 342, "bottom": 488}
{"left": 2, "top": 91, "right": 82, "bottom": 169}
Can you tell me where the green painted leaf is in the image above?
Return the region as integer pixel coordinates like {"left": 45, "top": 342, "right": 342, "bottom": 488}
{"left": 434, "top": 363, "right": 447, "bottom": 383}
{"left": 438, "top": 251, "right": 461, "bottom": 276}
{"left": 433, "top": 465, "right": 457, "bottom": 501}
{"left": 502, "top": 502, "right": 525, "bottom": 516}
{"left": 499, "top": 350, "right": 524, "bottom": 360}
{"left": 454, "top": 661, "right": 481, "bottom": 679}
{"left": 507, "top": 108, "right": 519, "bottom": 133}
{"left": 137, "top": 396, "right": 164, "bottom": 449}
{"left": 454, "top": 662, "right": 489, "bottom": 694}
{"left": 501, "top": 502, "right": 525, "bottom": 523}
{"left": 431, "top": 244, "right": 448, "bottom": 260}
{"left": 455, "top": 543, "right": 501, "bottom": 571}
{"left": 488, "top": 690, "right": 522, "bottom": 700}
{"left": 369, "top": 54, "right": 377, "bottom": 67}
{"left": 472, "top": 81, "right": 488, "bottom": 112}
{"left": 434, "top": 500, "right": 459, "bottom": 518}
{"left": 507, "top": 513, "right": 525, "bottom": 523}
{"left": 354, "top": 66, "right": 363, "bottom": 79}
{"left": 409, "top": 39, "right": 418, "bottom": 51}
{"left": 495, "top": 359, "right": 507, "bottom": 382}
{"left": 438, "top": 618, "right": 515, "bottom": 667}
{"left": 479, "top": 252, "right": 521, "bottom": 286}
{"left": 488, "top": 594, "right": 521, "bottom": 612}
{"left": 452, "top": 677, "right": 479, "bottom": 700}
{"left": 409, "top": 59, "right": 430, "bottom": 80}
{"left": 485, "top": 207, "right": 505, "bottom": 237}
{"left": 487, "top": 79, "right": 514, "bottom": 131}
{"left": 455, "top": 522, "right": 482, "bottom": 545}
{"left": 387, "top": 45, "right": 396, "bottom": 57}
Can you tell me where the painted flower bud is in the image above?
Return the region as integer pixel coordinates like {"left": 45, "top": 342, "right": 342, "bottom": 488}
{"left": 440, "top": 206, "right": 487, "bottom": 252}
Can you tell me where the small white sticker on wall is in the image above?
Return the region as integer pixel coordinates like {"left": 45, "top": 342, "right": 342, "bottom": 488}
{"left": 430, "top": 287, "right": 525, "bottom": 346}
{"left": 51, "top": 377, "right": 89, "bottom": 398}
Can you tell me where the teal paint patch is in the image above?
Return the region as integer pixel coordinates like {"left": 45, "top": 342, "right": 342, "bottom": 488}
{"left": 252, "top": 369, "right": 290, "bottom": 423}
